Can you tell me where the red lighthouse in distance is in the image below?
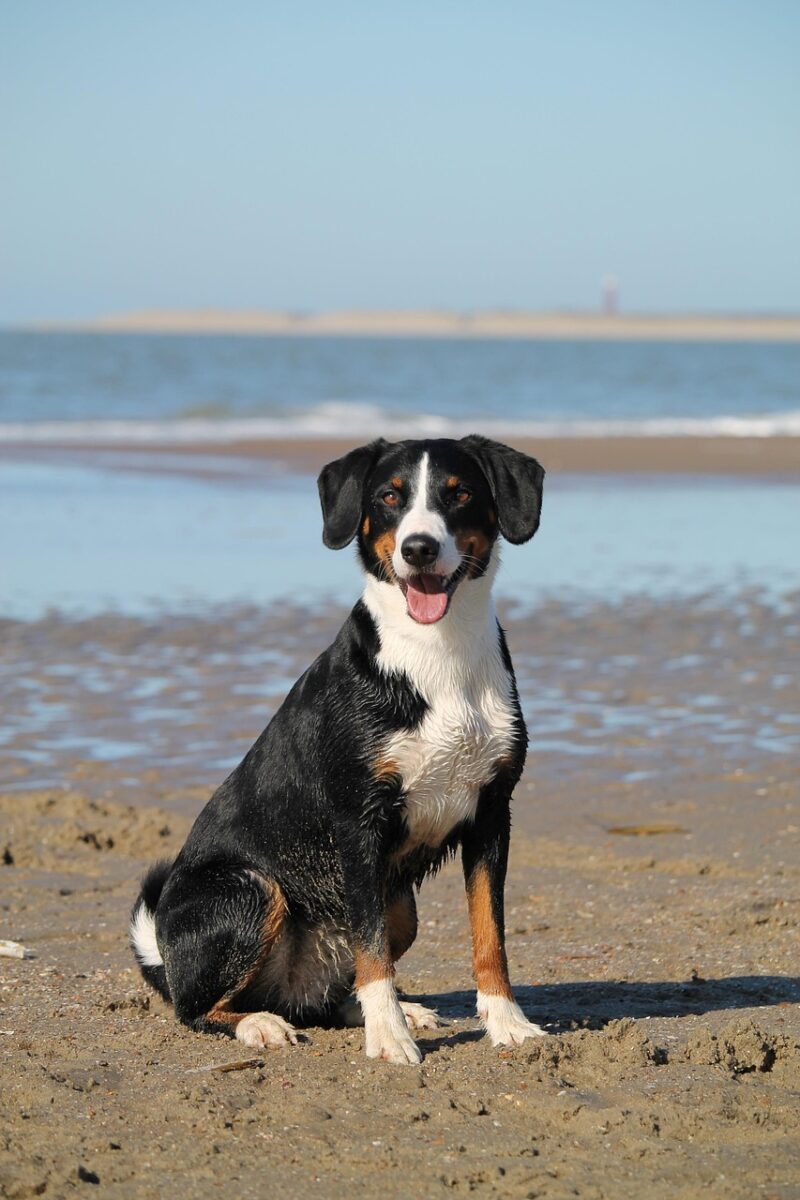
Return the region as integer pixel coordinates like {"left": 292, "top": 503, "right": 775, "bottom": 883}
{"left": 602, "top": 274, "right": 619, "bottom": 315}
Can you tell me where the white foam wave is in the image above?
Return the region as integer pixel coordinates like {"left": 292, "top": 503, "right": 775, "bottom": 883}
{"left": 1, "top": 402, "right": 799, "bottom": 444}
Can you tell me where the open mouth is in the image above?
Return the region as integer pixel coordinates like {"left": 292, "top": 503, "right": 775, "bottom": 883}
{"left": 398, "top": 563, "right": 467, "bottom": 624}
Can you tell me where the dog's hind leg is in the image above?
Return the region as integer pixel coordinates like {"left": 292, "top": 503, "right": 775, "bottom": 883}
{"left": 158, "top": 865, "right": 297, "bottom": 1048}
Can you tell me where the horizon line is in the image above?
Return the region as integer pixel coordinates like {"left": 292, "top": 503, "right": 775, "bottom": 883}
{"left": 6, "top": 306, "right": 800, "bottom": 343}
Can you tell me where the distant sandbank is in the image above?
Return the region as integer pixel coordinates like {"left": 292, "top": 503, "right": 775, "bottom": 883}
{"left": 3, "top": 434, "right": 799, "bottom": 476}
{"left": 24, "top": 308, "right": 800, "bottom": 341}
{"left": 150, "top": 433, "right": 800, "bottom": 477}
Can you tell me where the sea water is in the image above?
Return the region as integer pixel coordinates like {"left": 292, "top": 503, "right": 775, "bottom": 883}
{"left": 1, "top": 332, "right": 799, "bottom": 439}
{"left": 2, "top": 456, "right": 798, "bottom": 618}
{"left": 1, "top": 332, "right": 798, "bottom": 617}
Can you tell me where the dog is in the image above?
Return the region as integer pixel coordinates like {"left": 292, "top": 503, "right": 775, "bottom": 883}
{"left": 130, "top": 435, "right": 545, "bottom": 1064}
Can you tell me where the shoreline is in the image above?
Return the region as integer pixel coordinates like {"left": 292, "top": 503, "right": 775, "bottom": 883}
{"left": 3, "top": 594, "right": 797, "bottom": 805}
{"left": 3, "top": 433, "right": 800, "bottom": 476}
{"left": 17, "top": 308, "right": 800, "bottom": 341}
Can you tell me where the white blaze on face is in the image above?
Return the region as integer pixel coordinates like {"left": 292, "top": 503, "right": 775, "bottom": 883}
{"left": 391, "top": 453, "right": 461, "bottom": 581}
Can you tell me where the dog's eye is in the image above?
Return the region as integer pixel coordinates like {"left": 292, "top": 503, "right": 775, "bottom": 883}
{"left": 382, "top": 489, "right": 401, "bottom": 507}
{"left": 455, "top": 488, "right": 471, "bottom": 505}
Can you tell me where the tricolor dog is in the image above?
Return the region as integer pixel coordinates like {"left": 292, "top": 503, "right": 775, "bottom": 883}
{"left": 131, "top": 435, "right": 545, "bottom": 1064}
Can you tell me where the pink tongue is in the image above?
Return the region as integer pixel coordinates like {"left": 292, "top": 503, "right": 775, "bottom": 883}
{"left": 406, "top": 575, "right": 449, "bottom": 624}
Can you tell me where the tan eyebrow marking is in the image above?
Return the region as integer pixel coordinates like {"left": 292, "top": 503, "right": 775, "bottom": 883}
{"left": 391, "top": 476, "right": 403, "bottom": 489}
{"left": 446, "top": 476, "right": 459, "bottom": 488}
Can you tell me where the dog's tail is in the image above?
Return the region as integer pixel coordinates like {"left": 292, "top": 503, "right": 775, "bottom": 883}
{"left": 129, "top": 859, "right": 173, "bottom": 1003}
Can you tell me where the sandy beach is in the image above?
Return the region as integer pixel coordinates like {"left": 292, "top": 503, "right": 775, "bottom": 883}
{"left": 2, "top": 596, "right": 799, "bottom": 1198}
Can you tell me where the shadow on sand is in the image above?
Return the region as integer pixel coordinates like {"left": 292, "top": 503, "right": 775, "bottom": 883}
{"left": 410, "top": 974, "right": 800, "bottom": 1038}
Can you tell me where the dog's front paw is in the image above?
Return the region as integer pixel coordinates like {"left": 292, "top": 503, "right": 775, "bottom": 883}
{"left": 365, "top": 1026, "right": 423, "bottom": 1065}
{"left": 359, "top": 979, "right": 424, "bottom": 1064}
{"left": 235, "top": 1012, "right": 299, "bottom": 1048}
{"left": 400, "top": 1001, "right": 441, "bottom": 1031}
{"left": 477, "top": 993, "right": 545, "bottom": 1047}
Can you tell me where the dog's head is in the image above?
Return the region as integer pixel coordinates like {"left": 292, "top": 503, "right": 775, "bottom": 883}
{"left": 318, "top": 436, "right": 544, "bottom": 624}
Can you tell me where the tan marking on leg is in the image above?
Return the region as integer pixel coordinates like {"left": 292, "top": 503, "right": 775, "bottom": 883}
{"left": 261, "top": 880, "right": 287, "bottom": 950}
{"left": 466, "top": 865, "right": 512, "bottom": 998}
{"left": 206, "top": 880, "right": 287, "bottom": 1032}
{"left": 387, "top": 893, "right": 417, "bottom": 963}
{"left": 354, "top": 949, "right": 394, "bottom": 989}
{"left": 204, "top": 1005, "right": 246, "bottom": 1032}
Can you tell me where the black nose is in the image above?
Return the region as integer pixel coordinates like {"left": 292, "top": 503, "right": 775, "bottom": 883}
{"left": 401, "top": 534, "right": 440, "bottom": 569}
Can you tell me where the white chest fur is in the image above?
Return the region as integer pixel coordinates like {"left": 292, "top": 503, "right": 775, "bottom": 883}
{"left": 363, "top": 572, "right": 518, "bottom": 850}
{"left": 385, "top": 663, "right": 516, "bottom": 848}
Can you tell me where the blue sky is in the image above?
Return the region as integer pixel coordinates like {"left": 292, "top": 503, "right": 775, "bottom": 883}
{"left": 2, "top": 2, "right": 798, "bottom": 321}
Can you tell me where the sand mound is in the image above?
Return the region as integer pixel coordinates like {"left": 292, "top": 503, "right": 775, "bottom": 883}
{"left": 683, "top": 1017, "right": 800, "bottom": 1077}
{"left": 0, "top": 790, "right": 190, "bottom": 873}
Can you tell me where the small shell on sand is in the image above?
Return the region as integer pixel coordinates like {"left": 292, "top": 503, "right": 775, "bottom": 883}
{"left": 0, "top": 939, "right": 32, "bottom": 959}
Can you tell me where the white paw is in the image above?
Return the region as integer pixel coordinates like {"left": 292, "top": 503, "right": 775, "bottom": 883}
{"left": 359, "top": 978, "right": 423, "bottom": 1065}
{"left": 477, "top": 992, "right": 545, "bottom": 1047}
{"left": 235, "top": 1012, "right": 299, "bottom": 1048}
{"left": 365, "top": 1027, "right": 423, "bottom": 1065}
{"left": 399, "top": 1001, "right": 440, "bottom": 1031}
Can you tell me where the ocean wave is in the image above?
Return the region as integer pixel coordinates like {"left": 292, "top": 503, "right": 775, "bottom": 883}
{"left": 1, "top": 402, "right": 800, "bottom": 443}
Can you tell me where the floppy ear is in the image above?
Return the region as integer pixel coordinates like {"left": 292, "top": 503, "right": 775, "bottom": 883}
{"left": 460, "top": 434, "right": 545, "bottom": 544}
{"left": 317, "top": 439, "right": 389, "bottom": 549}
